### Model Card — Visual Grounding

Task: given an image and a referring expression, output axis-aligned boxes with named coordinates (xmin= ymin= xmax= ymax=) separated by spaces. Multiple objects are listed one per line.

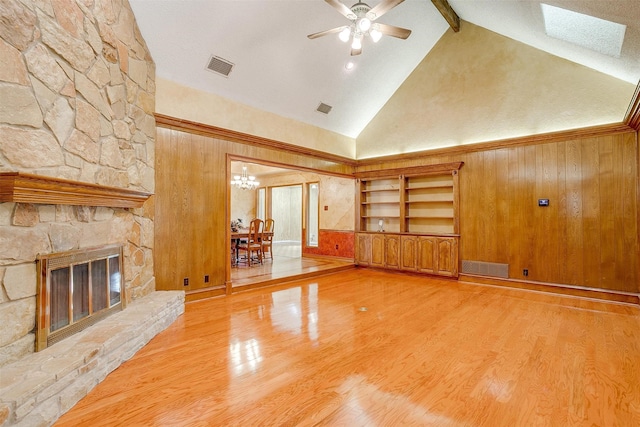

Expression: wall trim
xmin=155 ymin=113 xmax=357 ymax=167
xmin=459 ymin=274 xmax=640 ymax=306
xmin=624 ymin=80 xmax=640 ymax=131
xmin=302 ymin=253 xmax=355 ymax=263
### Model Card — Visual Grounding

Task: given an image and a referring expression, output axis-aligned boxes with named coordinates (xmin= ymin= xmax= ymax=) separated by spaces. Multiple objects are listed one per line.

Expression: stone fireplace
xmin=1 ymin=0 xmax=159 ymax=362
xmin=0 ymin=0 xmax=185 ymax=425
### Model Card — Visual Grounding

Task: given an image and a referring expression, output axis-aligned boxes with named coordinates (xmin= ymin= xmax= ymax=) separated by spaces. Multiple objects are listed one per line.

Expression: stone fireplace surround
xmin=0 ymin=0 xmax=181 ymax=423
xmin=0 ymin=174 xmax=185 ymax=426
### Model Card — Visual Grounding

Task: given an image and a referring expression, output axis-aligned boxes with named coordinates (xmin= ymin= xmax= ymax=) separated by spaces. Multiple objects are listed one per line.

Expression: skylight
xmin=541 ymin=3 xmax=626 ymax=57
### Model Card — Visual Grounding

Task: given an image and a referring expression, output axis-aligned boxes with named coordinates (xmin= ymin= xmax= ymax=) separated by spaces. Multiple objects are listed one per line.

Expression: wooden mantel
xmin=0 ymin=172 xmax=152 ymax=208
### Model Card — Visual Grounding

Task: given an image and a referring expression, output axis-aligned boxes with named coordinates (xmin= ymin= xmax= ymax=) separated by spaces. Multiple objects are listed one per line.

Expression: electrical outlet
xmin=335 ymin=244 xmax=339 ymax=250
xmin=183 ymin=278 xmax=189 ymax=286
xmin=523 ymin=269 xmax=528 ymax=277
xmin=204 ymin=275 xmax=209 ymax=283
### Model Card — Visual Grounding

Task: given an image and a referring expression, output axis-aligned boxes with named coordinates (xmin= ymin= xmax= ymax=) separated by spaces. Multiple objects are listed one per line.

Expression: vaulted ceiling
xmin=130 ymin=0 xmax=640 ymax=152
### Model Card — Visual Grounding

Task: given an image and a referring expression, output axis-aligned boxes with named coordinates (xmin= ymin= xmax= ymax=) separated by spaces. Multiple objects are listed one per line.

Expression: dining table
xmin=231 ymin=229 xmax=274 ymax=266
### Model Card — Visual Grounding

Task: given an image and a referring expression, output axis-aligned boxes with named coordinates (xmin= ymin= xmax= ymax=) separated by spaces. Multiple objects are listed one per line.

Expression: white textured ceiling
xmin=129 ymin=0 xmax=640 ymax=139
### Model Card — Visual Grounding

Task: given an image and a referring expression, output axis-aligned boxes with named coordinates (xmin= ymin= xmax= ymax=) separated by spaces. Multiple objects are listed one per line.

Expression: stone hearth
xmin=0 ymin=290 xmax=184 ymax=426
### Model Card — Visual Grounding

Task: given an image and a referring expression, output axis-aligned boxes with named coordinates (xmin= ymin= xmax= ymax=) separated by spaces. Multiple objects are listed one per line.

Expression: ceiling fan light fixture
xmin=357 ymin=17 xmax=371 ymax=32
xmin=351 ymin=34 xmax=362 ymax=50
xmin=339 ymin=27 xmax=351 ymax=42
xmin=370 ymin=27 xmax=382 ymax=42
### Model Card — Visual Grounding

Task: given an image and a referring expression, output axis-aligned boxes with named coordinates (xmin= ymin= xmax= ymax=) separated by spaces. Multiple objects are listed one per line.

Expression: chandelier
xmin=231 ymin=166 xmax=260 ymax=190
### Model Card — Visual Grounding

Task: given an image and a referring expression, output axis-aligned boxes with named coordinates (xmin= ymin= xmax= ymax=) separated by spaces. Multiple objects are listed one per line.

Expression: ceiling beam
xmin=431 ymin=0 xmax=460 ymax=32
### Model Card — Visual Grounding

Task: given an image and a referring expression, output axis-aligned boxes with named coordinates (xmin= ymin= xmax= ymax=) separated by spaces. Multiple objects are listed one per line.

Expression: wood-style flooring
xmin=55 ymin=269 xmax=640 ymax=426
xmin=231 ymin=242 xmax=353 ymax=290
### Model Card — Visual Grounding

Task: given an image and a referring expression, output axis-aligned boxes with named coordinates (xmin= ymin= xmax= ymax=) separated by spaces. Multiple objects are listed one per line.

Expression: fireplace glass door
xmin=37 ymin=245 xmax=124 ymax=351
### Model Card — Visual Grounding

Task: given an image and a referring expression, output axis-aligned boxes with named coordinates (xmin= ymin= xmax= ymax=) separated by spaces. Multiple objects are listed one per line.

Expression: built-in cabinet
xmin=355 ymin=162 xmax=462 ymax=278
xmin=358 ymin=232 xmax=459 ymax=277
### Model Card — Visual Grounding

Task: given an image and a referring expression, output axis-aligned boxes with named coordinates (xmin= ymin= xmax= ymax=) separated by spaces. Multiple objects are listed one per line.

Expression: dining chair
xmin=237 ymin=218 xmax=263 ymax=266
xmin=262 ymin=219 xmax=274 ymax=261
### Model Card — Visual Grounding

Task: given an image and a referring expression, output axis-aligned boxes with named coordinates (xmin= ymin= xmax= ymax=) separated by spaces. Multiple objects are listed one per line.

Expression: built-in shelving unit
xmin=355 ymin=162 xmax=463 ymax=278
xmin=358 ymin=177 xmax=401 ymax=232
xmin=404 ymin=174 xmax=455 ymax=234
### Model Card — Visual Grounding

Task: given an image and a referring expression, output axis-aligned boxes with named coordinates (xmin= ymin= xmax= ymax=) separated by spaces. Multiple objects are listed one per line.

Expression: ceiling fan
xmin=308 ymin=0 xmax=412 ymax=56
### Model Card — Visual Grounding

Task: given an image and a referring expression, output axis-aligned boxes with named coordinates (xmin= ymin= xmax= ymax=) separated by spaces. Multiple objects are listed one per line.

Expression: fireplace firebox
xmin=36 ymin=245 xmax=125 ymax=351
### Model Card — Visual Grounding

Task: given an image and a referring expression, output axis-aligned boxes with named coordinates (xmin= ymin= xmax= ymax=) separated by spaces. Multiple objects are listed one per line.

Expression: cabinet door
xmin=385 ymin=235 xmax=400 ymax=270
xmin=370 ymin=234 xmax=385 ymax=267
xmin=400 ymin=235 xmax=417 ymax=271
xmin=436 ymin=237 xmax=459 ymax=277
xmin=356 ymin=233 xmax=371 ymax=266
xmin=416 ymin=236 xmax=437 ymax=274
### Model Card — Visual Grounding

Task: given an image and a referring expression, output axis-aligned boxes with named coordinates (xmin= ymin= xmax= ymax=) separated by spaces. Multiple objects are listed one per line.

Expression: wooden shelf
xmin=406 ymin=184 xmax=454 ymax=190
xmin=362 ymin=201 xmax=399 ymax=205
xmin=361 ymin=188 xmax=399 ymax=193
xmin=405 ymin=200 xmax=454 ymax=204
xmin=0 ymin=172 xmax=152 ymax=208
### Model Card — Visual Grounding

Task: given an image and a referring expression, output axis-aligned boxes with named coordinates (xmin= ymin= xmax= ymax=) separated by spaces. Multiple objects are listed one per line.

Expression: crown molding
xmin=155 ymin=113 xmax=357 ymax=167
xmin=624 ymin=80 xmax=640 ymax=131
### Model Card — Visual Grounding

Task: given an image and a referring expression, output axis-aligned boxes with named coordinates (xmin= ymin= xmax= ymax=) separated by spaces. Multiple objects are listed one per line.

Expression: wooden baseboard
xmin=185 ymin=285 xmax=227 ymax=302
xmin=302 ymin=253 xmax=355 ymax=263
xmin=232 ymin=264 xmax=355 ymax=294
xmin=459 ymin=274 xmax=640 ymax=306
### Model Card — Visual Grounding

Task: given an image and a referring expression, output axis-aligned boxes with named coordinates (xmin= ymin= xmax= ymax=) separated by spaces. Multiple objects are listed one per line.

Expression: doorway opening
xmin=270 ymin=184 xmax=302 ymax=258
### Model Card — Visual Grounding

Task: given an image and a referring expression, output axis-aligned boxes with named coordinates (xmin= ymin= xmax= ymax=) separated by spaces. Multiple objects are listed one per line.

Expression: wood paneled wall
xmin=156 ymin=118 xmax=638 ymax=296
xmin=154 ymin=127 xmax=354 ymax=293
xmin=357 ymin=130 xmax=639 ymax=293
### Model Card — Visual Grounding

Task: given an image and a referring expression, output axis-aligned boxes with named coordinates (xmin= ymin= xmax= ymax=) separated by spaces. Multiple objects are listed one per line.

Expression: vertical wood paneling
xmin=156 ymin=124 xmax=638 ymax=294
xmin=506 ymin=147 xmax=521 ymax=278
xmin=357 ymin=130 xmax=637 ymax=293
xmin=464 ymin=151 xmax=483 ymax=261
xmin=620 ymin=132 xmax=638 ymax=290
xmin=483 ymin=150 xmax=497 ymax=261
xmin=519 ymin=145 xmax=536 ymax=279
xmin=581 ymin=138 xmax=600 ymax=287
xmin=535 ymin=143 xmax=559 ymax=282
xmin=555 ymin=141 xmax=568 ymax=284
xmin=494 ymin=148 xmax=510 ymax=263
xmin=598 ymin=136 xmax=615 ymax=286
xmin=154 ymin=127 xmax=353 ymax=293
xmin=564 ymin=139 xmax=584 ymax=286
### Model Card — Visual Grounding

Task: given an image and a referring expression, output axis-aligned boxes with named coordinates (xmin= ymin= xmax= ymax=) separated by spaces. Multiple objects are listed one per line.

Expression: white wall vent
xmin=461 ymin=260 xmax=509 ymax=279
xmin=316 ymin=102 xmax=332 ymax=114
xmin=206 ymin=55 xmax=234 ymax=77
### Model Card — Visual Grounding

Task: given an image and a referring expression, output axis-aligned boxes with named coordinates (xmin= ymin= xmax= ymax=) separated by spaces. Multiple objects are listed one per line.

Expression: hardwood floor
xmin=231 ymin=242 xmax=353 ymax=290
xmin=55 ymin=269 xmax=640 ymax=426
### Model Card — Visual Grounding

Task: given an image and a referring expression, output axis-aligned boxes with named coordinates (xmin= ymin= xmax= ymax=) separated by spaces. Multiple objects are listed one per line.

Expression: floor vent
xmin=461 ymin=260 xmax=509 ymax=279
xmin=316 ymin=102 xmax=332 ymax=114
xmin=206 ymin=55 xmax=234 ymax=77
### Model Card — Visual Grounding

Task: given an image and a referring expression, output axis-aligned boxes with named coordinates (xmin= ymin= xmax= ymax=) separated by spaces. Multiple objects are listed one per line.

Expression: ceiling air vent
xmin=206 ymin=55 xmax=234 ymax=77
xmin=316 ymin=102 xmax=332 ymax=114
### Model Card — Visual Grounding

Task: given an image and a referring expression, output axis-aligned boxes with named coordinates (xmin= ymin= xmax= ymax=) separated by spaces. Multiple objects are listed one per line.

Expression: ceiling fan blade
xmin=376 ymin=23 xmax=411 ymax=39
xmin=308 ymin=26 xmax=348 ymax=39
xmin=325 ymin=0 xmax=356 ymax=20
xmin=367 ymin=0 xmax=405 ymax=20
xmin=351 ymin=46 xmax=362 ymax=56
